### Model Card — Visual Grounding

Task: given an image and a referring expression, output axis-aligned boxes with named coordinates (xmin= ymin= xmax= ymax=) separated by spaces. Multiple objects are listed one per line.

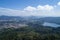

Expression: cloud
xmin=23 ymin=5 xmax=56 ymax=16
xmin=0 ymin=7 xmax=37 ymax=16
xmin=37 ymin=5 xmax=54 ymax=11
xmin=0 ymin=7 xmax=25 ymax=16
xmin=24 ymin=5 xmax=54 ymax=11
xmin=24 ymin=6 xmax=36 ymax=11
xmin=0 ymin=4 xmax=60 ymax=17
xmin=57 ymin=2 xmax=60 ymax=6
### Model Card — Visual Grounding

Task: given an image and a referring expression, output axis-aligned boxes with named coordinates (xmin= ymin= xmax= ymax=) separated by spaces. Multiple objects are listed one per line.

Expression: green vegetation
xmin=0 ymin=26 xmax=60 ymax=40
xmin=0 ymin=16 xmax=60 ymax=40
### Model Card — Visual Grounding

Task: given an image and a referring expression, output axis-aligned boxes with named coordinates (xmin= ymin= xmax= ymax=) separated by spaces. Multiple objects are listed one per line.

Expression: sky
xmin=0 ymin=0 xmax=60 ymax=17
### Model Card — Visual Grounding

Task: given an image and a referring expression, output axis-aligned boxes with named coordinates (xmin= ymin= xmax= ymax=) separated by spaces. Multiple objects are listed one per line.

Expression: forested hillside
xmin=0 ymin=16 xmax=60 ymax=40
xmin=0 ymin=26 xmax=60 ymax=40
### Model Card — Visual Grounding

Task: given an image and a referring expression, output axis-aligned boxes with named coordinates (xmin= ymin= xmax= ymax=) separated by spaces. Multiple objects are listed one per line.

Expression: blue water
xmin=43 ymin=22 xmax=60 ymax=27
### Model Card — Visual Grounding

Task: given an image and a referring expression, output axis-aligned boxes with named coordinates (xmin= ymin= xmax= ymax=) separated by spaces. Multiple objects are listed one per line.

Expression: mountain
xmin=40 ymin=17 xmax=60 ymax=25
xmin=0 ymin=15 xmax=60 ymax=28
xmin=0 ymin=16 xmax=60 ymax=40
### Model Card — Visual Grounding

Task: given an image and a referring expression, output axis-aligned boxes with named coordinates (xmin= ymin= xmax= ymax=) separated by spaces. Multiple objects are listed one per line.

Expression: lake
xmin=43 ymin=22 xmax=60 ymax=27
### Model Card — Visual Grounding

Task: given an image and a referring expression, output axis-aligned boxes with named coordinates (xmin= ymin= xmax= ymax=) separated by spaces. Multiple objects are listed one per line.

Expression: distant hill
xmin=0 ymin=16 xmax=60 ymax=40
xmin=40 ymin=17 xmax=60 ymax=24
xmin=0 ymin=15 xmax=60 ymax=28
